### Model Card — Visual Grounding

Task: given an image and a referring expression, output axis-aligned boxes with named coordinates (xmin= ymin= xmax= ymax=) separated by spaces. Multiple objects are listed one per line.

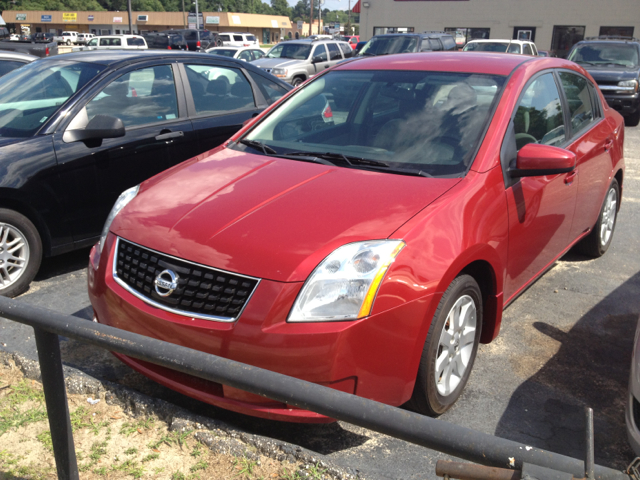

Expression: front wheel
xmin=66 ymin=39 xmax=71 ymax=45
xmin=0 ymin=209 xmax=42 ymax=297
xmin=291 ymin=77 xmax=304 ymax=87
xmin=575 ymin=178 xmax=619 ymax=257
xmin=625 ymin=110 xmax=640 ymax=127
xmin=408 ymin=275 xmax=482 ymax=416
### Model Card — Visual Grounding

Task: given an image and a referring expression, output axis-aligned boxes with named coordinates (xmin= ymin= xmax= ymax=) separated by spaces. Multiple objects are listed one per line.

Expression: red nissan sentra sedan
xmin=88 ymin=52 xmax=624 ymax=422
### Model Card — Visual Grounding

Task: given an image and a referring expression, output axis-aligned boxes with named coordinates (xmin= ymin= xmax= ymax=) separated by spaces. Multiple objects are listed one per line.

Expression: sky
xmin=285 ymin=0 xmax=355 ymax=15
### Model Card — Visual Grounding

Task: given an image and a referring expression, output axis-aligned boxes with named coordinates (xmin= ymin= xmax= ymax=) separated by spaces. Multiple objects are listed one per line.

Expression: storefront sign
xmin=271 ymin=19 xmax=278 ymax=28
xmin=232 ymin=15 xmax=241 ymax=25
xmin=62 ymin=12 xmax=77 ymax=22
xmin=41 ymin=15 xmax=52 ymax=22
xmin=15 ymin=14 xmax=27 ymax=21
xmin=113 ymin=17 xmax=123 ymax=23
xmin=206 ymin=16 xmax=219 ymax=25
xmin=88 ymin=15 xmax=94 ymax=21
xmin=297 ymin=20 xmax=303 ymax=30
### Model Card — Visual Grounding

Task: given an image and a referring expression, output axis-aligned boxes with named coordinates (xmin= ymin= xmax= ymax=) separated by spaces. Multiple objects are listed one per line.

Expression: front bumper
xmin=601 ymin=91 xmax=640 ymax=115
xmin=88 ymin=234 xmax=435 ymax=422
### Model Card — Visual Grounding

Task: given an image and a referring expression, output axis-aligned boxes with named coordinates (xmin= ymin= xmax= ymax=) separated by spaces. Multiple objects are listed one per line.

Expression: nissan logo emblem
xmin=154 ymin=269 xmax=179 ymax=297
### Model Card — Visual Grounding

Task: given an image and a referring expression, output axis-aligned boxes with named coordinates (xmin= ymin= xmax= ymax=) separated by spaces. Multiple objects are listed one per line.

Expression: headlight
xmin=618 ymin=79 xmax=638 ymax=92
xmin=98 ymin=185 xmax=139 ymax=253
xmin=272 ymin=67 xmax=288 ymax=77
xmin=288 ymin=240 xmax=405 ymax=322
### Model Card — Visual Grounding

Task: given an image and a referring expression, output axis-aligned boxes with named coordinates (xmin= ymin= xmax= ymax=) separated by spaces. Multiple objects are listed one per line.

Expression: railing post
xmin=34 ymin=327 xmax=79 ymax=480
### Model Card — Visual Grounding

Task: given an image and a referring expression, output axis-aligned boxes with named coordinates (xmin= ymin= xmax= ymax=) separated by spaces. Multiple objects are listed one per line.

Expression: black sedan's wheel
xmin=575 ymin=178 xmax=620 ymax=257
xmin=0 ymin=209 xmax=42 ymax=298
xmin=408 ymin=274 xmax=482 ymax=416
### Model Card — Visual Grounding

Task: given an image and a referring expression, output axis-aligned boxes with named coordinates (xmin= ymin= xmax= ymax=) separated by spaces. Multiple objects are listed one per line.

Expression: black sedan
xmin=0 ymin=50 xmax=291 ymax=296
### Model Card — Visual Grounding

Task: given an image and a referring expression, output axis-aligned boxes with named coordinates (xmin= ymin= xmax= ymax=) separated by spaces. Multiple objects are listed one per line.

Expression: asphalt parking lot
xmin=1 ymin=125 xmax=640 ymax=480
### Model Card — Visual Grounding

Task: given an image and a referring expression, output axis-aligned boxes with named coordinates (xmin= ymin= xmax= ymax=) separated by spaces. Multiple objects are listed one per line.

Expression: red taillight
xmin=322 ymin=104 xmax=333 ymax=119
xmin=45 ymin=46 xmax=49 ymax=56
xmin=197 ymin=40 xmax=201 ymax=47
xmin=167 ymin=45 xmax=172 ymax=49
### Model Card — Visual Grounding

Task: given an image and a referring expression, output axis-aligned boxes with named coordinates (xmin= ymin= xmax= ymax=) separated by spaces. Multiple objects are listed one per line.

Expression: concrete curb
xmin=0 ymin=350 xmax=361 ymax=479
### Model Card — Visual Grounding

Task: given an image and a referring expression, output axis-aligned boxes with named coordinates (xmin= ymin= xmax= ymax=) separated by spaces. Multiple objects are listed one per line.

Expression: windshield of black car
xmin=359 ymin=36 xmax=418 ymax=55
xmin=568 ymin=43 xmax=639 ymax=67
xmin=0 ymin=60 xmax=105 ymax=138
xmin=236 ymin=70 xmax=504 ymax=177
xmin=463 ymin=42 xmax=510 ymax=52
xmin=210 ymin=48 xmax=237 ymax=57
xmin=266 ymin=44 xmax=312 ymax=59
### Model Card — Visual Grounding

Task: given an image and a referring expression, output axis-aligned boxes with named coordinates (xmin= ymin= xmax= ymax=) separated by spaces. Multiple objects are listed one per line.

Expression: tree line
xmin=0 ymin=0 xmax=360 ymax=24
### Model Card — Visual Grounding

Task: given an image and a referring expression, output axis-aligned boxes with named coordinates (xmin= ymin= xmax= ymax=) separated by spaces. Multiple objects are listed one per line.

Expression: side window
xmin=220 ymin=35 xmax=230 ymax=42
xmin=81 ymin=65 xmax=178 ymax=128
xmin=588 ymin=82 xmax=602 ymax=118
xmin=99 ymin=38 xmax=109 ymax=46
xmin=507 ymin=43 xmax=521 ymax=54
xmin=249 ymin=71 xmax=289 ymax=104
xmin=327 ymin=43 xmax=342 ymax=60
xmin=559 ymin=72 xmax=595 ymax=133
xmin=252 ymin=49 xmax=265 ymax=60
xmin=0 ymin=60 xmax=26 ymax=77
xmin=88 ymin=38 xmax=98 ymax=46
xmin=313 ymin=45 xmax=328 ymax=62
xmin=185 ymin=64 xmax=255 ymax=114
xmin=238 ymin=50 xmax=253 ymax=62
xmin=233 ymin=35 xmax=243 ymax=42
xmin=429 ymin=39 xmax=442 ymax=51
xmin=420 ymin=38 xmax=431 ymax=52
xmin=441 ymin=36 xmax=456 ymax=50
xmin=523 ymin=44 xmax=533 ymax=55
xmin=531 ymin=44 xmax=538 ymax=55
xmin=339 ymin=43 xmax=352 ymax=57
xmin=513 ymin=73 xmax=565 ymax=150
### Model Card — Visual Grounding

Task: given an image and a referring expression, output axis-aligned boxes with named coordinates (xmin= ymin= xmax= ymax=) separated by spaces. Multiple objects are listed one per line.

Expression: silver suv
xmin=253 ymin=39 xmax=354 ymax=86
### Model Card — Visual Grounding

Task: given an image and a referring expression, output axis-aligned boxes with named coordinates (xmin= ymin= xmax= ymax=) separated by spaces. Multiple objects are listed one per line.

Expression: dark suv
xmin=164 ymin=29 xmax=221 ymax=51
xmin=358 ymin=31 xmax=456 ymax=56
xmin=143 ymin=32 xmax=188 ymax=50
xmin=568 ymin=36 xmax=640 ymax=126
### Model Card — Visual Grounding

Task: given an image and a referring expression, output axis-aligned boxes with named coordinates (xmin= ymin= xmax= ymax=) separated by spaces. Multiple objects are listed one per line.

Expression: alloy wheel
xmin=0 ymin=223 xmax=29 ymax=289
xmin=600 ymin=187 xmax=617 ymax=246
xmin=435 ymin=294 xmax=477 ymax=396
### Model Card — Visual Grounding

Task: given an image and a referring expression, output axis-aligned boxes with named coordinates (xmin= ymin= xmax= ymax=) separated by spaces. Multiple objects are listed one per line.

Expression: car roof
xmin=45 ymin=50 xmax=256 ymax=65
xmin=0 ymin=51 xmax=38 ymax=61
xmin=336 ymin=51 xmax=537 ymax=76
xmin=467 ymin=39 xmax=530 ymax=44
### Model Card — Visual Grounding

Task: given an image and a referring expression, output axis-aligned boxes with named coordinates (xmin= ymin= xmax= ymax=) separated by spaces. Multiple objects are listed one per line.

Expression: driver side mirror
xmin=65 ymin=115 xmax=125 ymax=144
xmin=312 ymin=55 xmax=324 ymax=63
xmin=509 ymin=143 xmax=576 ymax=177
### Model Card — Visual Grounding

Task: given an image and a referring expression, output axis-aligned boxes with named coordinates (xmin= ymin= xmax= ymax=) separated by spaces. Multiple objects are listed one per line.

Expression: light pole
xmin=193 ymin=0 xmax=200 ymax=45
xmin=127 ymin=0 xmax=133 ymax=35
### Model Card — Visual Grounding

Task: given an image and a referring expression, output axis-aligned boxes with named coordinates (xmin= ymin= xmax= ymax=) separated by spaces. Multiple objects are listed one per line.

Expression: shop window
xmin=599 ymin=26 xmax=634 ymax=38
xmin=551 ymin=26 xmax=585 ymax=58
xmin=444 ymin=27 xmax=490 ymax=47
xmin=373 ymin=27 xmax=414 ymax=35
xmin=513 ymin=27 xmax=536 ymax=42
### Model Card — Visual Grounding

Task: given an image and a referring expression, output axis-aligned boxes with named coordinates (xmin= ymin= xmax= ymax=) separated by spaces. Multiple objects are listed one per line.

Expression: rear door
xmin=53 ymin=61 xmax=197 ymax=243
xmin=326 ymin=43 xmax=343 ymax=67
xmin=179 ymin=60 xmax=266 ymax=153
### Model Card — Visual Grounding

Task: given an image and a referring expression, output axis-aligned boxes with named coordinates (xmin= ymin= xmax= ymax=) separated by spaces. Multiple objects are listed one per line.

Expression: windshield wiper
xmin=277 ymin=153 xmax=336 ymax=166
xmin=604 ymin=62 xmax=631 ymax=67
xmin=282 ymin=151 xmax=389 ymax=167
xmin=240 ymin=139 xmax=277 ymax=155
xmin=576 ymin=60 xmax=597 ymax=65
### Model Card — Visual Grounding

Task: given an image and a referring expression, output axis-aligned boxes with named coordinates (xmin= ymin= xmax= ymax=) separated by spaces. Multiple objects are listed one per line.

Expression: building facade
xmin=356 ymin=0 xmax=640 ymax=56
xmin=1 ymin=10 xmax=292 ymax=44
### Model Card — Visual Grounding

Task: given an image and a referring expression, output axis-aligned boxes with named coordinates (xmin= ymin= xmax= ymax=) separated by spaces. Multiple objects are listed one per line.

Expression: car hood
xmin=0 ymin=137 xmax=28 ymax=148
xmin=581 ymin=65 xmax=640 ymax=83
xmin=112 ymin=149 xmax=460 ymax=282
xmin=252 ymin=57 xmax=307 ymax=69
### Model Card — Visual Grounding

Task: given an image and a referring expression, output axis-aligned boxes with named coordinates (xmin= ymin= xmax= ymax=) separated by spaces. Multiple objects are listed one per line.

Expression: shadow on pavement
xmin=494 ymin=270 xmax=640 ymax=470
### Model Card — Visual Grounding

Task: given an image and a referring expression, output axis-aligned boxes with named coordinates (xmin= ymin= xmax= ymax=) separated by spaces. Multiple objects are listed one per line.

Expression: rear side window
xmin=184 ymin=64 xmax=255 ymax=114
xmin=558 ymin=72 xmax=595 ymax=133
xmin=233 ymin=35 xmax=243 ymax=41
xmin=339 ymin=43 xmax=352 ymax=57
xmin=507 ymin=43 xmax=521 ymax=54
xmin=220 ymin=34 xmax=230 ymax=41
xmin=429 ymin=39 xmax=442 ymax=51
xmin=327 ymin=43 xmax=342 ymax=60
xmin=420 ymin=38 xmax=431 ymax=52
xmin=441 ymin=36 xmax=456 ymax=50
xmin=523 ymin=44 xmax=533 ymax=55
xmin=513 ymin=73 xmax=565 ymax=149
xmin=127 ymin=38 xmax=145 ymax=46
xmin=247 ymin=35 xmax=256 ymax=42
xmin=238 ymin=50 xmax=253 ymax=62
xmin=101 ymin=38 xmax=121 ymax=46
xmin=249 ymin=71 xmax=289 ymax=104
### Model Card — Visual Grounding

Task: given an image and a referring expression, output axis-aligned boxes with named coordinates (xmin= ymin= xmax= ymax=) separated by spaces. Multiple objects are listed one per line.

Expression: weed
xmin=171 ymin=471 xmax=187 ymax=480
xmin=94 ymin=466 xmax=108 ymax=476
xmin=308 ymin=462 xmax=328 ymax=479
xmin=148 ymin=429 xmax=193 ymax=449
xmin=280 ymin=466 xmax=302 ymax=480
xmin=112 ymin=458 xmax=145 ymax=478
xmin=190 ymin=459 xmax=208 ymax=472
xmin=89 ymin=440 xmax=109 ymax=462
xmin=154 ymin=466 xmax=166 ymax=474
xmin=191 ymin=444 xmax=203 ymax=457
xmin=141 ymin=452 xmax=160 ymax=463
xmin=0 ymin=405 xmax=47 ymax=435
xmin=125 ymin=447 xmax=138 ymax=456
xmin=36 ymin=430 xmax=53 ymax=452
xmin=233 ymin=457 xmax=257 ymax=478
xmin=120 ymin=416 xmax=156 ymax=436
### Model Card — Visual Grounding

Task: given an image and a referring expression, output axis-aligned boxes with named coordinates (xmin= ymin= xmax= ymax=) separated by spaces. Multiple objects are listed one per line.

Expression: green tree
xmin=271 ymin=0 xmax=290 ymax=17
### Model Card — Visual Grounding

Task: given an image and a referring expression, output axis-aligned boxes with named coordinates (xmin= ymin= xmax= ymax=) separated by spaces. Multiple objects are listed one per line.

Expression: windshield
xmin=266 ymin=43 xmax=312 ymax=60
xmin=210 ymin=48 xmax=237 ymax=57
xmin=359 ymin=36 xmax=418 ymax=56
xmin=237 ymin=70 xmax=504 ymax=177
xmin=463 ymin=42 xmax=510 ymax=52
xmin=568 ymin=43 xmax=639 ymax=67
xmin=0 ymin=60 xmax=105 ymax=138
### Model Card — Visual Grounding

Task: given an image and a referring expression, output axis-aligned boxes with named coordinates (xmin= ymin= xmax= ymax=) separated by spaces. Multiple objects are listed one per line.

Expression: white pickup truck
xmin=55 ymin=31 xmax=79 ymax=45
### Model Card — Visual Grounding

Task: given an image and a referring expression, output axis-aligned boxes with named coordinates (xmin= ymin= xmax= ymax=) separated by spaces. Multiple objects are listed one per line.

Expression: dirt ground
xmin=0 ymin=363 xmax=330 ymax=480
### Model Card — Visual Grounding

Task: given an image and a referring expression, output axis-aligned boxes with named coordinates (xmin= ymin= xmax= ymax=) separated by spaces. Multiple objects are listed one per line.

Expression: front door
xmin=504 ymin=72 xmax=578 ymax=300
xmin=53 ymin=63 xmax=198 ymax=243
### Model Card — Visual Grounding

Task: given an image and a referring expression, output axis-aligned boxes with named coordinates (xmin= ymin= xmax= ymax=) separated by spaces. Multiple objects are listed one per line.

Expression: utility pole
xmin=194 ymin=0 xmax=200 ymax=45
xmin=127 ymin=0 xmax=133 ymax=34
xmin=309 ymin=0 xmax=314 ymax=37
xmin=182 ymin=0 xmax=186 ymax=28
xmin=348 ymin=0 xmax=351 ymax=34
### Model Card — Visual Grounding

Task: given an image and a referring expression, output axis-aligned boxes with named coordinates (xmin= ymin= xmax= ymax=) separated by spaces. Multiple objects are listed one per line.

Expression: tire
xmin=216 ymin=38 xmax=223 ymax=47
xmin=625 ymin=110 xmax=640 ymax=127
xmin=291 ymin=77 xmax=304 ymax=87
xmin=66 ymin=39 xmax=71 ymax=45
xmin=574 ymin=178 xmax=620 ymax=257
xmin=0 ymin=209 xmax=42 ymax=298
xmin=408 ymin=274 xmax=483 ymax=416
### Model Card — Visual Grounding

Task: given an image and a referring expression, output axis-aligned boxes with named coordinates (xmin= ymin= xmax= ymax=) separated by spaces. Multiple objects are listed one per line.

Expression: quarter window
xmin=513 ymin=73 xmax=565 ymax=150
xmin=185 ymin=64 xmax=255 ymax=115
xmin=428 ymin=39 xmax=442 ymax=51
xmin=558 ymin=72 xmax=595 ymax=133
xmin=248 ymin=72 xmax=288 ymax=104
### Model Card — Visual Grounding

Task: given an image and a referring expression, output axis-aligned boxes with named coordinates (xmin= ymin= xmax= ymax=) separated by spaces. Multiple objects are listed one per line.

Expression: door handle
xmin=604 ymin=138 xmax=614 ymax=152
xmin=564 ymin=171 xmax=578 ymax=185
xmin=155 ymin=131 xmax=184 ymax=141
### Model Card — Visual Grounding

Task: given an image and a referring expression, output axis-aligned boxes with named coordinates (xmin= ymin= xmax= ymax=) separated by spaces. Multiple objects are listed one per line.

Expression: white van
xmin=218 ymin=32 xmax=259 ymax=47
xmin=84 ymin=35 xmax=148 ymax=50
xmin=77 ymin=33 xmax=95 ymax=45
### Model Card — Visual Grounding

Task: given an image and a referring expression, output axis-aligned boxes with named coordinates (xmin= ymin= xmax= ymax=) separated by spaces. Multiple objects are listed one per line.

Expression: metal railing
xmin=0 ymin=295 xmax=632 ymax=480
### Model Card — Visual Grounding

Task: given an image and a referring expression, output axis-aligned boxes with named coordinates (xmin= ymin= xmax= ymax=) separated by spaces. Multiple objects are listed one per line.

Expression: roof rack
xmin=422 ymin=31 xmax=447 ymax=34
xmin=585 ymin=35 xmax=640 ymax=42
